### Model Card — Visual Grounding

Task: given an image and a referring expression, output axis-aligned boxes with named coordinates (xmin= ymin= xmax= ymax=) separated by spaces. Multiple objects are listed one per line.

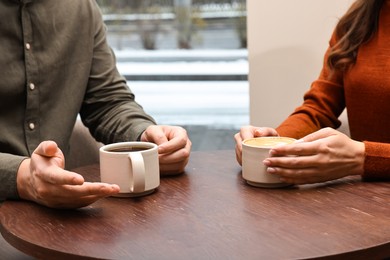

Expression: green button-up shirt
xmin=0 ymin=0 xmax=156 ymax=199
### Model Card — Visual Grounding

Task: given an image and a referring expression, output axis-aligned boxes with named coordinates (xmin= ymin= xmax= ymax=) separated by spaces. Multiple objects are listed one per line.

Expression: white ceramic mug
xmin=242 ymin=136 xmax=296 ymax=188
xmin=99 ymin=142 xmax=160 ymax=197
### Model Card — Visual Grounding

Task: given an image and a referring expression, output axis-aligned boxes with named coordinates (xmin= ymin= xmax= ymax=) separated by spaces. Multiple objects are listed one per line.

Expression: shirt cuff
xmin=0 ymin=153 xmax=26 ymax=200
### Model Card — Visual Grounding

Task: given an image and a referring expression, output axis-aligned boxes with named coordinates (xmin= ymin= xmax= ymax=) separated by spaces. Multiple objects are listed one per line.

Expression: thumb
xmin=34 ymin=141 xmax=65 ymax=168
xmin=34 ymin=141 xmax=59 ymax=157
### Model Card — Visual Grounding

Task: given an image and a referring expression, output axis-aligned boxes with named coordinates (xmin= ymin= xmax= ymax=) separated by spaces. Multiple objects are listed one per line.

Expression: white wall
xmin=248 ymin=0 xmax=353 ymax=128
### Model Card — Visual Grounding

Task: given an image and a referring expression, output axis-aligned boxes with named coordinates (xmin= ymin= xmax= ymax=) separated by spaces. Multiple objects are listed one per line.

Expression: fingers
xmin=39 ymin=167 xmax=85 ymax=185
xmin=300 ymin=127 xmax=338 ymax=142
xmin=264 ymin=154 xmax=318 ymax=169
xmin=159 ymin=138 xmax=191 ymax=175
xmin=234 ymin=126 xmax=257 ymax=157
xmin=269 ymin=128 xmax=344 ymax=157
xmin=238 ymin=125 xmax=257 ymax=141
xmin=269 ymin=141 xmax=317 ymax=157
xmin=269 ymin=128 xmax=336 ymax=157
xmin=264 ymin=153 xmax=332 ymax=185
xmin=159 ymin=139 xmax=191 ymax=162
xmin=158 ymin=127 xmax=189 ymax=154
xmin=142 ymin=125 xmax=190 ymax=153
xmin=254 ymin=127 xmax=279 ymax=137
xmin=38 ymin=182 xmax=120 ymax=209
xmin=142 ymin=125 xmax=191 ymax=174
xmin=142 ymin=125 xmax=169 ymax=146
xmin=58 ymin=182 xmax=120 ymax=198
xmin=237 ymin=125 xmax=275 ymax=142
xmin=234 ymin=126 xmax=278 ymax=166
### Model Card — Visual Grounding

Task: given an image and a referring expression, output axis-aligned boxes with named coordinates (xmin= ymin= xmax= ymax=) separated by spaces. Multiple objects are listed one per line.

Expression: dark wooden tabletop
xmin=1 ymin=150 xmax=390 ymax=260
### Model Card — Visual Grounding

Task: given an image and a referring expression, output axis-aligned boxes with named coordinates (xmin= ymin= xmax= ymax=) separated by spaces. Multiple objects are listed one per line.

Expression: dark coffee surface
xmin=107 ymin=146 xmax=149 ymax=153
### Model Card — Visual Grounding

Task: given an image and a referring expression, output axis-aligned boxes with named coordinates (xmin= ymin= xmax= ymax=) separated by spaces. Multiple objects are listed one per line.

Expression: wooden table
xmin=1 ymin=150 xmax=390 ymax=259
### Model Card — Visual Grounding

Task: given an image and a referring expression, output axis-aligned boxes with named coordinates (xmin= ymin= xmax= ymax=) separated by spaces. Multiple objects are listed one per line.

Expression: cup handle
xmin=128 ymin=152 xmax=146 ymax=193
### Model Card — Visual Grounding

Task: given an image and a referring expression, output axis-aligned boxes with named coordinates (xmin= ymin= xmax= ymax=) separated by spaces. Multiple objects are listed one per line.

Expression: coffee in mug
xmin=242 ymin=136 xmax=296 ymax=188
xmin=99 ymin=142 xmax=160 ymax=197
xmin=107 ymin=147 xmax=150 ymax=153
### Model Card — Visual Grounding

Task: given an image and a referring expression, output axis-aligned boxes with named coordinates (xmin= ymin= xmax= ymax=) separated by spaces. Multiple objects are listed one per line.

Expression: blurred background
xmin=96 ymin=0 xmax=249 ymax=151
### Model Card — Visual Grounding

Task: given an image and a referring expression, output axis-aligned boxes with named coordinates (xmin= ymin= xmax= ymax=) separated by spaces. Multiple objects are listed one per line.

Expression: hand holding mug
xmin=263 ymin=128 xmax=365 ymax=184
xmin=234 ymin=125 xmax=279 ymax=165
xmin=141 ymin=125 xmax=191 ymax=175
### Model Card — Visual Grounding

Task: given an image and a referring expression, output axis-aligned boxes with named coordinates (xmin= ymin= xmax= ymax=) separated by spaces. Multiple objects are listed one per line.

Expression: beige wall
xmin=248 ymin=0 xmax=353 ymax=128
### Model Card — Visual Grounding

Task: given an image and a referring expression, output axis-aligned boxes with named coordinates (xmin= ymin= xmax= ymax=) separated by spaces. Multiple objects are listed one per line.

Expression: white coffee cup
xmin=242 ymin=136 xmax=296 ymax=188
xmin=99 ymin=142 xmax=160 ymax=197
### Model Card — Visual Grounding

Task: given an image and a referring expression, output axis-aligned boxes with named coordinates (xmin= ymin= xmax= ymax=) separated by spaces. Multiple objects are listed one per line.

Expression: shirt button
xmin=29 ymin=83 xmax=35 ymax=90
xmin=29 ymin=123 xmax=35 ymax=130
xmin=26 ymin=43 xmax=31 ymax=50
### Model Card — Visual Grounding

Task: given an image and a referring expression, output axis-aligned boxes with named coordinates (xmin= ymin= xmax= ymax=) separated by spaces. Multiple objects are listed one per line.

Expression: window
xmin=97 ymin=0 xmax=248 ymax=151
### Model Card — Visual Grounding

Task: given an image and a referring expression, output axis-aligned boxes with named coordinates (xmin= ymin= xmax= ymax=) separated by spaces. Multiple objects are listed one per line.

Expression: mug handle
xmin=128 ymin=152 xmax=146 ymax=193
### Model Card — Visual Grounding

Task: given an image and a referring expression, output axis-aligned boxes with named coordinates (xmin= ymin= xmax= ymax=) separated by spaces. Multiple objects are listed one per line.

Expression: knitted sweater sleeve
xmin=363 ymin=142 xmax=390 ymax=180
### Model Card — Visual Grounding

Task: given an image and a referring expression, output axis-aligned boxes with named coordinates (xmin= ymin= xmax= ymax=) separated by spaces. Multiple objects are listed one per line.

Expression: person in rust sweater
xmin=235 ymin=0 xmax=390 ymax=184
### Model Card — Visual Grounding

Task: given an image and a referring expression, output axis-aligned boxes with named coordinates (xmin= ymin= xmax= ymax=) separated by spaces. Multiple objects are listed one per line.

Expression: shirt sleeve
xmin=79 ymin=2 xmax=156 ymax=144
xmin=0 ymin=153 xmax=26 ymax=199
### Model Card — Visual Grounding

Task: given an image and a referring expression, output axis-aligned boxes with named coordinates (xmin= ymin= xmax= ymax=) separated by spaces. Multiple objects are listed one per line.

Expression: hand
xmin=141 ymin=125 xmax=191 ymax=175
xmin=234 ymin=125 xmax=279 ymax=165
xmin=263 ymin=127 xmax=365 ymax=184
xmin=17 ymin=141 xmax=120 ymax=209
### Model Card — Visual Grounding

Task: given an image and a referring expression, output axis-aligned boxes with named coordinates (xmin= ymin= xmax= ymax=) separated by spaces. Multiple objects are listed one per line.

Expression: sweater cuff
xmin=362 ymin=141 xmax=390 ymax=181
xmin=0 ymin=153 xmax=27 ymax=200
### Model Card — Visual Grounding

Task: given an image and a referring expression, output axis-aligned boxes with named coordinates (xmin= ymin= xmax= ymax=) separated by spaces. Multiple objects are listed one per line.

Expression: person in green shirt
xmin=0 ymin=0 xmax=191 ymax=208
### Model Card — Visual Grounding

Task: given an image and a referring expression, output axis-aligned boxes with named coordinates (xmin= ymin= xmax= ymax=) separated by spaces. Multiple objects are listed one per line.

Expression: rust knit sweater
xmin=276 ymin=1 xmax=390 ymax=180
